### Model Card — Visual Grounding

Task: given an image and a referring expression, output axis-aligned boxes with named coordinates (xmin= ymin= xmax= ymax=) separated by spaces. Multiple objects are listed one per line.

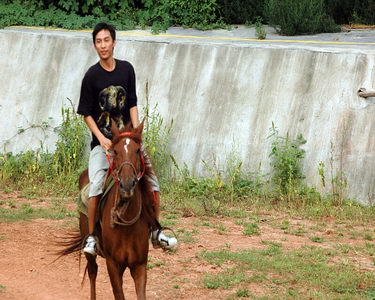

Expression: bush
xmin=217 ymin=0 xmax=265 ymax=24
xmin=166 ymin=0 xmax=220 ymax=27
xmin=135 ymin=0 xmax=222 ymax=32
xmin=324 ymin=0 xmax=355 ymax=24
xmin=142 ymin=103 xmax=173 ymax=180
xmin=353 ymin=0 xmax=375 ymax=24
xmin=265 ymin=0 xmax=339 ymax=35
xmin=325 ymin=0 xmax=375 ymax=25
xmin=53 ymin=105 xmax=88 ymax=176
xmin=268 ymin=123 xmax=306 ymax=195
xmin=0 ymin=2 xmax=98 ymax=29
xmin=1 ymin=0 xmax=223 ymax=31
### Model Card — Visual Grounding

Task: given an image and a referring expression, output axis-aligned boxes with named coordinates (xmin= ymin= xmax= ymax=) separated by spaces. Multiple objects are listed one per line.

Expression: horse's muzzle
xmin=119 ymin=178 xmax=138 ymax=198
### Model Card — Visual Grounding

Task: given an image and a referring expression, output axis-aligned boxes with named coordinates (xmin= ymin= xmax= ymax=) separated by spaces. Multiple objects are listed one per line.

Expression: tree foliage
xmin=1 ymin=0 xmax=374 ymax=34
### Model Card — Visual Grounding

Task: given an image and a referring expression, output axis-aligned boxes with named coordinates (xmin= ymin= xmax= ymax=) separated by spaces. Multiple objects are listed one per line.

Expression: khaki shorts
xmin=88 ymin=145 xmax=110 ymax=198
xmin=88 ymin=145 xmax=160 ymax=198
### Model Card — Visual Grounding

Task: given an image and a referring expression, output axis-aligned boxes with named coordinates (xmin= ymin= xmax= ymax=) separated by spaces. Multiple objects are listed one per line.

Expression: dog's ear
xmin=111 ymin=119 xmax=120 ymax=138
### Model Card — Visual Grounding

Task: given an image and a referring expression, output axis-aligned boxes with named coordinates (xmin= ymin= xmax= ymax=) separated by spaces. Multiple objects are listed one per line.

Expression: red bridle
xmin=106 ymin=132 xmax=145 ymax=183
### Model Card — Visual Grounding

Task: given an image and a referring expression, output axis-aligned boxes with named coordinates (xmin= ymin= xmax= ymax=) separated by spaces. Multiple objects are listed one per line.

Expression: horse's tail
xmin=52 ymin=229 xmax=86 ymax=281
xmin=55 ymin=230 xmax=84 ymax=257
xmin=53 ymin=230 xmax=84 ymax=274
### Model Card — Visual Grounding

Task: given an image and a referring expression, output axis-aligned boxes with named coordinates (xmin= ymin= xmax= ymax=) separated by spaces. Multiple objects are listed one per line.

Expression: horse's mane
xmin=112 ymin=122 xmax=142 ymax=146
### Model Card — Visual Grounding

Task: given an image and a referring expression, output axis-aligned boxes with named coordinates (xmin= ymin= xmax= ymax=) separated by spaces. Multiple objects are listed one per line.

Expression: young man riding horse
xmin=77 ymin=22 xmax=177 ymax=255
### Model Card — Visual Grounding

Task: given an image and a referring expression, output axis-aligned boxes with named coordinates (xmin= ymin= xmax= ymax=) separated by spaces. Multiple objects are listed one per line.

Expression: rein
xmin=105 ymin=131 xmax=145 ymax=227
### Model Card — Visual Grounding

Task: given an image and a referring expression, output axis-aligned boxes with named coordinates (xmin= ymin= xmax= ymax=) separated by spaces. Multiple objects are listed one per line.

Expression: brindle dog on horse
xmin=58 ymin=120 xmax=158 ymax=300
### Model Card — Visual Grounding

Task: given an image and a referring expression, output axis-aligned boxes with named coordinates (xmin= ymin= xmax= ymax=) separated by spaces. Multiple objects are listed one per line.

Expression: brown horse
xmin=58 ymin=120 xmax=156 ymax=300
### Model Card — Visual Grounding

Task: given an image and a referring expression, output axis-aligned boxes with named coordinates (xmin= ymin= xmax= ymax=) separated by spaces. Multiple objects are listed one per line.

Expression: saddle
xmin=76 ymin=177 xmax=115 ymax=217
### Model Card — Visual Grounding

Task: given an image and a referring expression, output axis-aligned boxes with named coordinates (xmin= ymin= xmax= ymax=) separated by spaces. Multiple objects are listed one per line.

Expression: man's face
xmin=94 ymin=29 xmax=116 ymax=60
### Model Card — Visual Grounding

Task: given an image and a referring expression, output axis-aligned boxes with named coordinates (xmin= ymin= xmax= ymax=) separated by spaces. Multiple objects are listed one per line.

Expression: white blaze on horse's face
xmin=124 ymin=138 xmax=131 ymax=154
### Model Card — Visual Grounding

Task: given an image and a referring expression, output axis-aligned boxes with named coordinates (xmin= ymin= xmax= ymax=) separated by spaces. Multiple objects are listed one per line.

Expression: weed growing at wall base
xmin=161 ymin=120 xmax=374 ymax=223
xmin=1 ymin=103 xmax=374 ymax=224
xmin=142 ymin=95 xmax=173 ymax=181
xmin=0 ymin=103 xmax=88 ymax=196
xmin=268 ymin=122 xmax=306 ymax=196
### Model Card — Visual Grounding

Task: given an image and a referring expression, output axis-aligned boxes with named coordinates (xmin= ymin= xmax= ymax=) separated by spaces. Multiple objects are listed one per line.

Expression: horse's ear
xmin=111 ymin=119 xmax=120 ymax=138
xmin=135 ymin=117 xmax=145 ymax=135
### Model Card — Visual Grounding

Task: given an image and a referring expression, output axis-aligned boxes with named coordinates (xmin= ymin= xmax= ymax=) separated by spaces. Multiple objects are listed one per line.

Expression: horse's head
xmin=110 ymin=119 xmax=145 ymax=200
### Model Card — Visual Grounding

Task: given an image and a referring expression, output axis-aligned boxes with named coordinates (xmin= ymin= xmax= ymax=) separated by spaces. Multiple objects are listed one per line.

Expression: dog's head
xmin=98 ymin=85 xmax=118 ymax=112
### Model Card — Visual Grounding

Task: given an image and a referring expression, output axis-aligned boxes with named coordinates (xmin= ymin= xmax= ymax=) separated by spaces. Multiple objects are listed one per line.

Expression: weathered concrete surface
xmin=1 ymin=27 xmax=375 ymax=204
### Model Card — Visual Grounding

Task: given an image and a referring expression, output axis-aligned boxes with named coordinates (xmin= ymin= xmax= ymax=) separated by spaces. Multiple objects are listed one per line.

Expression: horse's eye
xmin=114 ymin=150 xmax=118 ymax=155
xmin=136 ymin=148 xmax=140 ymax=154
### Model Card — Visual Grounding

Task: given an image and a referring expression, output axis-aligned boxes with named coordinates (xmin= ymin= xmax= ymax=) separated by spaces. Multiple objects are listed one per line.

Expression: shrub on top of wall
xmin=1 ymin=0 xmax=223 ymax=31
xmin=352 ymin=0 xmax=375 ymax=24
xmin=217 ymin=0 xmax=265 ymax=24
xmin=135 ymin=0 xmax=223 ymax=32
xmin=265 ymin=0 xmax=339 ymax=35
xmin=325 ymin=0 xmax=375 ymax=25
xmin=324 ymin=0 xmax=355 ymax=24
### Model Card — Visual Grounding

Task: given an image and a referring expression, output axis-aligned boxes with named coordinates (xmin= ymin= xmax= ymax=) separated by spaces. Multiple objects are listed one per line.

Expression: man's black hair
xmin=92 ymin=23 xmax=116 ymax=43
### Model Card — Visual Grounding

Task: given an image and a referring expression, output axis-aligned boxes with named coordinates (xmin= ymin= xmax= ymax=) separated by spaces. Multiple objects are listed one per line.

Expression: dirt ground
xmin=0 ymin=192 xmax=374 ymax=300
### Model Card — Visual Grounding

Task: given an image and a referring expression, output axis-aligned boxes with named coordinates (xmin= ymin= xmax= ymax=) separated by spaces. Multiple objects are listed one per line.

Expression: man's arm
xmin=83 ymin=115 xmax=112 ymax=151
xmin=130 ymin=106 xmax=139 ymax=128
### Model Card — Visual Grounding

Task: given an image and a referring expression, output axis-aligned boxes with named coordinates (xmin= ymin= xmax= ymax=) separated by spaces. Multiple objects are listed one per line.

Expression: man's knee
xmin=88 ymin=195 xmax=100 ymax=207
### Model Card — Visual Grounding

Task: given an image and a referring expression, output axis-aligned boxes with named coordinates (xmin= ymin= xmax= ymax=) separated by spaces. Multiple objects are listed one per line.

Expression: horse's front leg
xmin=85 ymin=254 xmax=98 ymax=300
xmin=130 ymin=263 xmax=147 ymax=300
xmin=106 ymin=258 xmax=126 ymax=300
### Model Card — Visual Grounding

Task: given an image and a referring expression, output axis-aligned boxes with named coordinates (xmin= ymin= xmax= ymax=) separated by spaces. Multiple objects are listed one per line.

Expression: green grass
xmin=310 ymin=236 xmax=325 ymax=243
xmin=160 ymin=218 xmax=177 ymax=227
xmin=199 ymin=245 xmax=375 ymax=298
xmin=178 ymin=229 xmax=197 ymax=244
xmin=364 ymin=233 xmax=374 ymax=241
xmin=279 ymin=220 xmax=290 ymax=230
xmin=147 ymin=260 xmax=166 ymax=270
xmin=334 ymin=244 xmax=352 ymax=254
xmin=0 ymin=285 xmax=5 ymax=292
xmin=0 ymin=200 xmax=77 ymax=223
xmin=225 ymin=209 xmax=251 ymax=219
xmin=243 ymin=223 xmax=260 ymax=236
xmin=204 ymin=268 xmax=246 ymax=289
xmin=261 ymin=240 xmax=282 ymax=248
xmin=165 ymin=213 xmax=180 ymax=220
xmin=291 ymin=227 xmax=308 ymax=236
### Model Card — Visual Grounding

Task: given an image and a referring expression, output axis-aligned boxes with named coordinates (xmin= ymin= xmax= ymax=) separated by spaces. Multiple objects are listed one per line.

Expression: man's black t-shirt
xmin=77 ymin=59 xmax=137 ymax=149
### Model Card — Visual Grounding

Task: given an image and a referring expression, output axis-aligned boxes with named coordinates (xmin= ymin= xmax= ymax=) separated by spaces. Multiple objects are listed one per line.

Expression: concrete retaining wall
xmin=1 ymin=29 xmax=374 ymax=204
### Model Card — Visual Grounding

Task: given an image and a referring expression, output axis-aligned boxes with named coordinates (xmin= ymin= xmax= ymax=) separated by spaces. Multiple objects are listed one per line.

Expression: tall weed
xmin=53 ymin=103 xmax=88 ymax=176
xmin=268 ymin=123 xmax=306 ymax=196
xmin=142 ymin=84 xmax=173 ymax=181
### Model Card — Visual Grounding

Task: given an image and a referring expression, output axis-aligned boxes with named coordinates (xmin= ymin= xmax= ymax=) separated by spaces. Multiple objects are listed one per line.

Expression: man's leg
xmin=84 ymin=145 xmax=109 ymax=256
xmin=153 ymin=191 xmax=160 ymax=220
xmin=88 ymin=195 xmax=101 ymax=234
xmin=142 ymin=150 xmax=177 ymax=249
xmin=83 ymin=195 xmax=100 ymax=255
